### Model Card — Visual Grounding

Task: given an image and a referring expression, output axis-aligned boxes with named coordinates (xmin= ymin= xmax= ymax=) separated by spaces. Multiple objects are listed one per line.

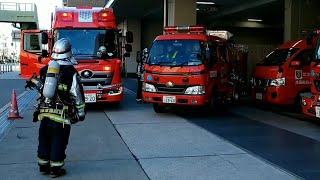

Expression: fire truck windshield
xmin=55 ymin=29 xmax=119 ymax=60
xmin=257 ymin=48 xmax=299 ymax=66
xmin=148 ymin=40 xmax=204 ymax=66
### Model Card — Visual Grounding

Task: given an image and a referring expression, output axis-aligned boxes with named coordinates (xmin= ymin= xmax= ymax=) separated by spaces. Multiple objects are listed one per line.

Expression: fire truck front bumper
xmin=300 ymin=92 xmax=319 ymax=118
xmin=83 ymin=84 xmax=124 ymax=103
xmin=142 ymin=92 xmax=206 ymax=106
xmin=252 ymin=86 xmax=294 ymax=105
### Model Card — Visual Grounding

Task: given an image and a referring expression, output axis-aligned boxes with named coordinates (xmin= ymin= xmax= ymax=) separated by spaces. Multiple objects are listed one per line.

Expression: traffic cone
xmin=8 ymin=89 xmax=22 ymax=119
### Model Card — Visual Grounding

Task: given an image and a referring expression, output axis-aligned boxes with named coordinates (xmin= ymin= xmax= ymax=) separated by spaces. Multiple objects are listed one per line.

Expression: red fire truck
xmin=251 ymin=38 xmax=314 ymax=110
xmin=300 ymin=30 xmax=320 ymax=117
xmin=20 ymin=6 xmax=133 ymax=104
xmin=141 ymin=26 xmax=241 ymax=113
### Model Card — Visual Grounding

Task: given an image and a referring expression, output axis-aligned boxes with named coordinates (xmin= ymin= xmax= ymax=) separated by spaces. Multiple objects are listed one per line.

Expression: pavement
xmin=0 ymin=78 xmax=319 ymax=179
xmin=0 ymin=71 xmax=26 ymax=109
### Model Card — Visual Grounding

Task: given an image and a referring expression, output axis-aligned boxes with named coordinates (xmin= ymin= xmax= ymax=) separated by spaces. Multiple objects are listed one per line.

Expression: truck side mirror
xmin=126 ymin=31 xmax=133 ymax=43
xmin=41 ymin=32 xmax=48 ymax=44
xmin=125 ymin=44 xmax=132 ymax=52
xmin=291 ymin=60 xmax=301 ymax=66
xmin=136 ymin=51 xmax=142 ymax=63
xmin=38 ymin=56 xmax=42 ymax=63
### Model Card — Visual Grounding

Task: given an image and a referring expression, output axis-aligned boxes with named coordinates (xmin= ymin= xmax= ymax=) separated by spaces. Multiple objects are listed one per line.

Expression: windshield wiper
xmin=171 ymin=61 xmax=190 ymax=68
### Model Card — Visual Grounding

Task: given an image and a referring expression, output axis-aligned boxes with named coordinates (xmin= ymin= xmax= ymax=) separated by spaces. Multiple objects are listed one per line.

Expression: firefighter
xmin=29 ymin=38 xmax=86 ymax=178
xmin=165 ymin=45 xmax=178 ymax=59
xmin=136 ymin=48 xmax=148 ymax=103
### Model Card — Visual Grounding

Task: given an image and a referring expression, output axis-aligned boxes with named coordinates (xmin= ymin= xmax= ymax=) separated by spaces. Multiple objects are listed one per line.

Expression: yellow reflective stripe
xmin=38 ymin=158 xmax=49 ymax=165
xmin=50 ymin=161 xmax=64 ymax=167
xmin=58 ymin=84 xmax=67 ymax=91
xmin=172 ymin=51 xmax=178 ymax=58
xmin=62 ymin=84 xmax=67 ymax=91
xmin=76 ymin=104 xmax=85 ymax=109
xmin=38 ymin=113 xmax=70 ymax=124
xmin=58 ymin=84 xmax=63 ymax=90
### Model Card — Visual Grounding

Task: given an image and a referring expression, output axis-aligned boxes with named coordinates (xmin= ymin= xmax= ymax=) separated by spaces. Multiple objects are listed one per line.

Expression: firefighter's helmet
xmin=51 ymin=38 xmax=73 ymax=60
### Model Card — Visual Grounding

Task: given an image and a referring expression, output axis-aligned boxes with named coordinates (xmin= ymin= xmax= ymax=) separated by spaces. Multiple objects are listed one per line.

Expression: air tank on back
xmin=43 ymin=60 xmax=60 ymax=102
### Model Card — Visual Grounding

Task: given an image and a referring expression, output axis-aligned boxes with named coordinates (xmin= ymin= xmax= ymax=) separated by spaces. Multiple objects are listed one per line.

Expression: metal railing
xmin=0 ymin=2 xmax=35 ymax=11
xmin=0 ymin=63 xmax=20 ymax=73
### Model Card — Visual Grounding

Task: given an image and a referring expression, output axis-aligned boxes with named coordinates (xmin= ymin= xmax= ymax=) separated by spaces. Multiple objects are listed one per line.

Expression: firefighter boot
xmin=50 ymin=167 xmax=66 ymax=178
xmin=39 ymin=164 xmax=50 ymax=175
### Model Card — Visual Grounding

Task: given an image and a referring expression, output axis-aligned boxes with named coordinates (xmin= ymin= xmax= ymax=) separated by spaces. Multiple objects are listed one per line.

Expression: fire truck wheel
xmin=294 ymin=95 xmax=302 ymax=113
xmin=207 ymin=91 xmax=227 ymax=115
xmin=153 ymin=103 xmax=166 ymax=113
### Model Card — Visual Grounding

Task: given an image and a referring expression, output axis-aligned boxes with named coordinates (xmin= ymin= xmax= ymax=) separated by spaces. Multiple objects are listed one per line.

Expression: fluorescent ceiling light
xmin=248 ymin=18 xmax=262 ymax=22
xmin=197 ymin=2 xmax=215 ymax=5
xmin=106 ymin=0 xmax=115 ymax=8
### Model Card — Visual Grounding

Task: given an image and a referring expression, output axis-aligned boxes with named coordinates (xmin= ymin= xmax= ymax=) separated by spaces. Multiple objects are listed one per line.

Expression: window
xmin=293 ymin=49 xmax=314 ymax=66
xmin=55 ymin=29 xmax=119 ymax=60
xmin=23 ymin=33 xmax=46 ymax=55
xmin=257 ymin=48 xmax=299 ymax=66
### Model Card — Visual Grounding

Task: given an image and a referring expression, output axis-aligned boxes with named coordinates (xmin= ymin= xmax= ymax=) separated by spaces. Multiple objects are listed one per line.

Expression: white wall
xmin=125 ymin=19 xmax=142 ymax=74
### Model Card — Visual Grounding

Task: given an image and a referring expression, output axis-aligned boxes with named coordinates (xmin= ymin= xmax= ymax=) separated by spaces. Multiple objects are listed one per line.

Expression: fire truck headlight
xmin=270 ymin=78 xmax=285 ymax=86
xmin=185 ymin=86 xmax=205 ymax=95
xmin=143 ymin=83 xmax=156 ymax=92
xmin=301 ymin=98 xmax=307 ymax=106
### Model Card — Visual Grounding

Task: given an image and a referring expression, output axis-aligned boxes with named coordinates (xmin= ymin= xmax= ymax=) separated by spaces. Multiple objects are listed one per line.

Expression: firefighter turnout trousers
xmin=37 ymin=117 xmax=71 ymax=168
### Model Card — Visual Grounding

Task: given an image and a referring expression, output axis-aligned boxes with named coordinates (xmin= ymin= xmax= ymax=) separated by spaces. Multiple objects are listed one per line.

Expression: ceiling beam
xmin=209 ymin=0 xmax=278 ymax=19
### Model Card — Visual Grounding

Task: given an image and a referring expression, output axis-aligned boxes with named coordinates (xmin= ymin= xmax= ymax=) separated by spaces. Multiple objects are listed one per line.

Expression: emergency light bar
xmin=207 ymin=30 xmax=234 ymax=40
xmin=164 ymin=26 xmax=206 ymax=34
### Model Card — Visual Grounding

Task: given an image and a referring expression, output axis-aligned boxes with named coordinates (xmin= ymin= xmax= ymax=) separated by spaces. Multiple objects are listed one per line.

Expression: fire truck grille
xmin=80 ymin=71 xmax=114 ymax=87
xmin=314 ymin=80 xmax=320 ymax=92
xmin=82 ymin=80 xmax=112 ymax=87
xmin=254 ymin=78 xmax=269 ymax=87
xmin=155 ymin=84 xmax=186 ymax=94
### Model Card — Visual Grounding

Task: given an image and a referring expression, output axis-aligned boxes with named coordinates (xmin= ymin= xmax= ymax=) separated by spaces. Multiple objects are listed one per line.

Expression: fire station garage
xmin=108 ymin=0 xmax=320 ymax=179
xmin=57 ymin=0 xmax=320 ymax=179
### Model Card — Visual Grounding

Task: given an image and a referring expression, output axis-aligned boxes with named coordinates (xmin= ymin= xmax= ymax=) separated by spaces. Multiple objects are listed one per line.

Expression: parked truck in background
xmin=251 ymin=38 xmax=314 ymax=111
xmin=300 ymin=30 xmax=320 ymax=117
xmin=141 ymin=26 xmax=244 ymax=113
xmin=20 ymin=6 xmax=133 ymax=104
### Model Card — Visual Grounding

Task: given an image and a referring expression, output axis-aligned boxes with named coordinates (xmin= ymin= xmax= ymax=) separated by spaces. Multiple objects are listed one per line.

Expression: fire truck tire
xmin=207 ymin=90 xmax=228 ymax=114
xmin=153 ymin=103 xmax=166 ymax=113
xmin=294 ymin=95 xmax=302 ymax=113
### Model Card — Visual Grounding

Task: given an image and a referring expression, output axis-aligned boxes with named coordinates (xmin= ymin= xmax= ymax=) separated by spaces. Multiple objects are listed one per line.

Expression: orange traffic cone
xmin=8 ymin=89 xmax=22 ymax=119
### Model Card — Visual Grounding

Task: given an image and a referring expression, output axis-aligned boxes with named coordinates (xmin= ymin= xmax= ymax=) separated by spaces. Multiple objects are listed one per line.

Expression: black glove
xmin=32 ymin=110 xmax=39 ymax=123
xmin=70 ymin=118 xmax=79 ymax=124
xmin=79 ymin=116 xmax=85 ymax=121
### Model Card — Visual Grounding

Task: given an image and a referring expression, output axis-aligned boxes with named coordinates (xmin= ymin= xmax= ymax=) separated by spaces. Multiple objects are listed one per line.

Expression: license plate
xmin=163 ymin=96 xmax=176 ymax=103
xmin=256 ymin=93 xmax=262 ymax=100
xmin=316 ymin=106 xmax=320 ymax=118
xmin=85 ymin=94 xmax=96 ymax=103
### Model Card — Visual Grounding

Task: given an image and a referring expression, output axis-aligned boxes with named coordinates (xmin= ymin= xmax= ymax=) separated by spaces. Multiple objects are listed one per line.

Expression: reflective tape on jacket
xmin=166 ymin=51 xmax=178 ymax=59
xmin=38 ymin=113 xmax=70 ymax=124
xmin=58 ymin=84 xmax=67 ymax=91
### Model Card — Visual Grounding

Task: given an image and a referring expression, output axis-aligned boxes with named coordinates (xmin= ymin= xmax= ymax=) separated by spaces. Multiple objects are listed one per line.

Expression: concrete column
xmin=164 ymin=0 xmax=197 ymax=27
xmin=284 ymin=0 xmax=320 ymax=42
xmin=118 ymin=19 xmax=141 ymax=77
